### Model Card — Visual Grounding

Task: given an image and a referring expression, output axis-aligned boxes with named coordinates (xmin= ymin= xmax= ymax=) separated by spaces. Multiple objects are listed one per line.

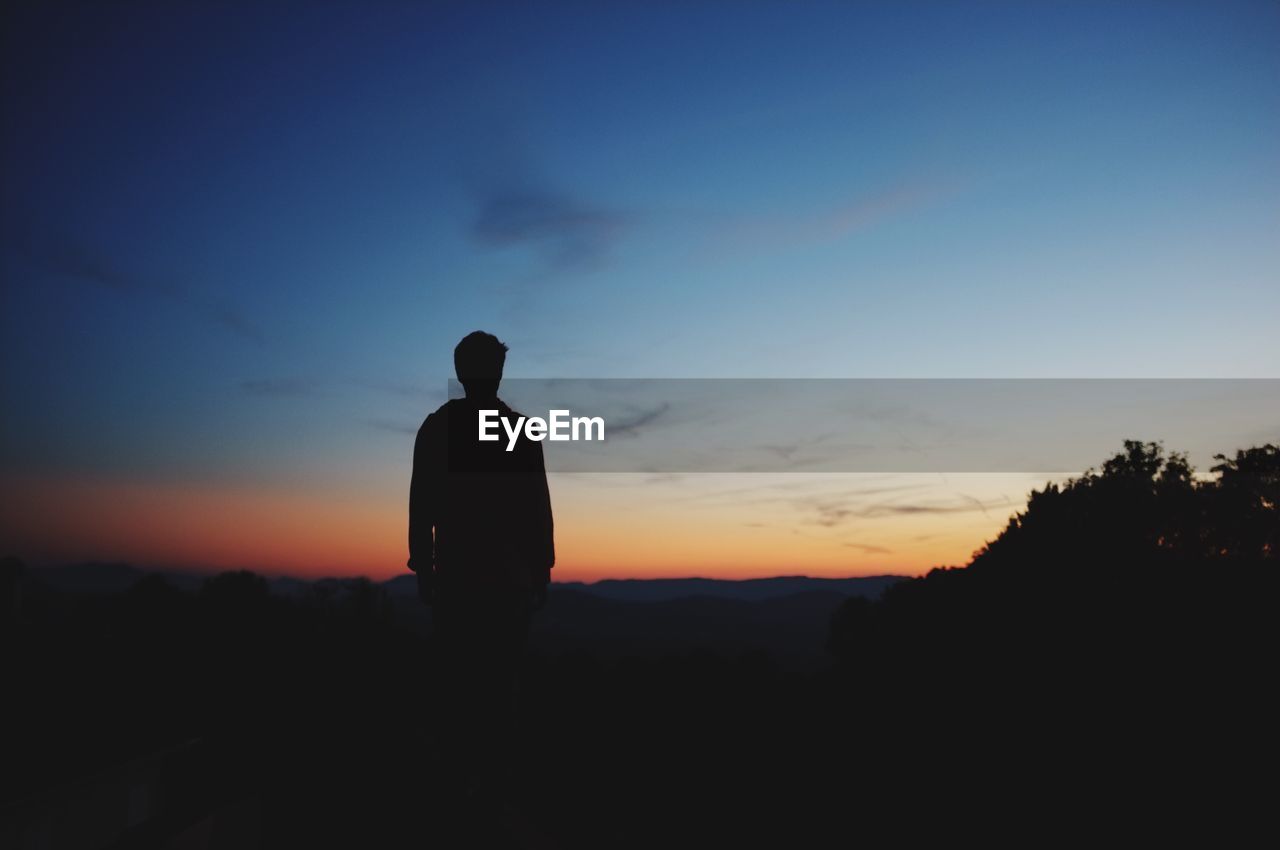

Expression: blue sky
xmin=2 ymin=1 xmax=1277 ymax=575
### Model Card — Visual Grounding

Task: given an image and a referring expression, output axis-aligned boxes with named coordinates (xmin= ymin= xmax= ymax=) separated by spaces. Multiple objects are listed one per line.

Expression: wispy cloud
xmin=364 ymin=418 xmax=418 ymax=435
xmin=669 ymin=480 xmax=927 ymax=509
xmin=846 ymin=497 xmax=1012 ymax=520
xmin=762 ymin=485 xmax=1012 ymax=528
xmin=204 ymin=298 xmax=266 ymax=345
xmin=239 ymin=377 xmax=320 ymax=398
xmin=844 ymin=542 xmax=891 ymax=554
xmin=607 ymin=403 xmax=671 ymax=438
xmin=23 ymin=232 xmax=175 ymax=296
xmin=348 ymin=377 xmax=439 ymax=401
xmin=472 ymin=188 xmax=629 ymax=272
xmin=702 ymin=177 xmax=964 ymax=258
xmin=456 ymin=121 xmax=632 ymax=276
xmin=9 ymin=225 xmax=264 ymax=343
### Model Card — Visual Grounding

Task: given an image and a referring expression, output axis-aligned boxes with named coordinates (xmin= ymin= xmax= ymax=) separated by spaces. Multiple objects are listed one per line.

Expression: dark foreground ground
xmin=2 ymin=565 xmax=1272 ymax=849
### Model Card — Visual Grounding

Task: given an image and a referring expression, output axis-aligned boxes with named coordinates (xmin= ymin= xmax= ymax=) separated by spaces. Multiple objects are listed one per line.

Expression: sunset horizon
xmin=5 ymin=3 xmax=1277 ymax=592
xmin=5 ymin=2 xmax=1277 ymax=846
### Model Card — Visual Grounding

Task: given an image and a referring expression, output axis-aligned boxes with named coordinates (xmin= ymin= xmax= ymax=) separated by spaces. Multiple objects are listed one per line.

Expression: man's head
xmin=454 ymin=331 xmax=508 ymax=398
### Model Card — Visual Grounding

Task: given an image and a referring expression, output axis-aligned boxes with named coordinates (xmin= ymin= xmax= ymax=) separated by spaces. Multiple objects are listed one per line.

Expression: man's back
xmin=409 ymin=396 xmax=555 ymax=592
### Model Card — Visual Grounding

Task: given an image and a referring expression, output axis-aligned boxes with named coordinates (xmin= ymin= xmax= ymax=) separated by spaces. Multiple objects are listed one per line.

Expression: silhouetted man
xmin=408 ymin=331 xmax=554 ymax=798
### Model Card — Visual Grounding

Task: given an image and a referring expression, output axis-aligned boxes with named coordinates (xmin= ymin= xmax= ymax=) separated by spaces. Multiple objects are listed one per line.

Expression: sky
xmin=2 ymin=1 xmax=1278 ymax=580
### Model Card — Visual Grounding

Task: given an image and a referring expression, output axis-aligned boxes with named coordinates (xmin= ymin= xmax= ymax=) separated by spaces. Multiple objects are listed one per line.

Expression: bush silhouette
xmin=829 ymin=439 xmax=1277 ymax=705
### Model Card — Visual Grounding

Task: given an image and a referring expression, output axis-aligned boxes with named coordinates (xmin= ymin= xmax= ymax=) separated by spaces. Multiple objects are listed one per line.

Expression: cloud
xmin=702 ymin=177 xmax=964 ymax=258
xmin=11 ymin=226 xmax=176 ymax=297
xmin=801 ymin=183 xmax=943 ymax=243
xmin=607 ymin=403 xmax=671 ymax=438
xmin=239 ymin=377 xmax=320 ymax=398
xmin=471 ymin=188 xmax=629 ymax=271
xmin=810 ymin=500 xmax=858 ymax=527
xmin=673 ymin=480 xmax=927 ymax=509
xmin=843 ymin=543 xmax=891 ymax=555
xmin=847 ymin=498 xmax=1012 ymax=519
xmin=747 ymin=433 xmax=851 ymax=469
xmin=203 ymin=298 xmax=266 ymax=345
xmin=785 ymin=488 xmax=1012 ymax=528
xmin=349 ymin=378 xmax=439 ymax=400
xmin=8 ymin=225 xmax=263 ymax=343
xmin=364 ymin=418 xmax=418 ymax=435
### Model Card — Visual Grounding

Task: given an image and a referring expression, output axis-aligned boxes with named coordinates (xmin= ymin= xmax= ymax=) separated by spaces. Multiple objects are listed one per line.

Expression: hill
xmin=551 ymin=574 xmax=900 ymax=602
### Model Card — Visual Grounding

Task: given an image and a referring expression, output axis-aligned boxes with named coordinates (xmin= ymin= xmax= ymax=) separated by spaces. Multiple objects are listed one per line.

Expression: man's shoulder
xmin=422 ymin=397 xmax=469 ymax=423
xmin=417 ymin=400 xmax=455 ymax=438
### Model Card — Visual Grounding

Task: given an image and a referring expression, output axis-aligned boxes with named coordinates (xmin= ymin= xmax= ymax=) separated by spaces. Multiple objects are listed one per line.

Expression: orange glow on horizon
xmin=1 ymin=472 xmax=1032 ymax=583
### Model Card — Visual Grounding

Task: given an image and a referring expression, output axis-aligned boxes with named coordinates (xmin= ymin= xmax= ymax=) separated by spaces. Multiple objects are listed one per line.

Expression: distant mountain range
xmin=26 ymin=562 xmax=901 ymax=604
xmin=27 ymin=562 xmax=901 ymax=606
xmin=23 ymin=564 xmax=905 ymax=667
xmin=553 ymin=575 xmax=901 ymax=602
xmin=24 ymin=561 xmax=206 ymax=593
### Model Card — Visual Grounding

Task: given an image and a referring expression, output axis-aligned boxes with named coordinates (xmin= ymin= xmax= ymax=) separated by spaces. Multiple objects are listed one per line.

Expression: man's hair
xmin=454 ymin=331 xmax=508 ymax=386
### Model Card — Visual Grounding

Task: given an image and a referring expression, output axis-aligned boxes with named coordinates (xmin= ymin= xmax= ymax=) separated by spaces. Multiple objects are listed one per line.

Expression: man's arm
xmin=407 ymin=419 xmax=434 ymax=581
xmin=530 ymin=440 xmax=555 ymax=590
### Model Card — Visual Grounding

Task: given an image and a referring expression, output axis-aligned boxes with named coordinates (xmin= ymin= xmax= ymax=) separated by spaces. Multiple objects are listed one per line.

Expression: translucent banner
xmin=446 ymin=379 xmax=1280 ymax=472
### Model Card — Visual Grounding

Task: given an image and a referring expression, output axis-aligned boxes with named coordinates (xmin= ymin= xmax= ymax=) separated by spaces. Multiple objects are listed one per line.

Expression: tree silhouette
xmin=829 ymin=439 xmax=1278 ymax=670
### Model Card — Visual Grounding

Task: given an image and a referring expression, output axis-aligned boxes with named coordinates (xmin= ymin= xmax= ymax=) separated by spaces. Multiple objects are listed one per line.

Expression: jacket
xmin=408 ymin=396 xmax=555 ymax=591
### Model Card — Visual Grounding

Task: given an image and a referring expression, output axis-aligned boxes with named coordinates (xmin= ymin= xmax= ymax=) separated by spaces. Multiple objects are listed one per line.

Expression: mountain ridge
xmin=23 ymin=562 xmax=905 ymax=603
